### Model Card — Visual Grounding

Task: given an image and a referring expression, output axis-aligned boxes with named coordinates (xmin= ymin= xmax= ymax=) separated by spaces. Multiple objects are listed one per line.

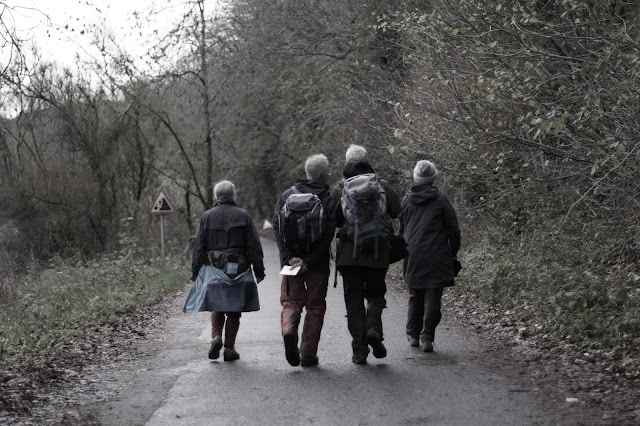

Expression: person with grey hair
xmin=273 ymin=154 xmax=337 ymax=367
xmin=187 ymin=180 xmax=265 ymax=362
xmin=399 ymin=160 xmax=460 ymax=352
xmin=331 ymin=145 xmax=401 ymax=365
xmin=345 ymin=144 xmax=368 ymax=163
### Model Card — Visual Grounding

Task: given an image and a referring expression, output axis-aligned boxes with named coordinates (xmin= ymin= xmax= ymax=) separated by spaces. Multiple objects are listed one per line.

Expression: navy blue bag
xmin=183 ymin=266 xmax=260 ymax=313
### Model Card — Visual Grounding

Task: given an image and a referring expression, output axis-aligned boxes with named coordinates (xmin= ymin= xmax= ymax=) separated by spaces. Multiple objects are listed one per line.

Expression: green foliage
xmin=0 ymin=254 xmax=187 ymax=362
xmin=378 ymin=0 xmax=640 ymax=265
xmin=458 ymin=223 xmax=640 ymax=349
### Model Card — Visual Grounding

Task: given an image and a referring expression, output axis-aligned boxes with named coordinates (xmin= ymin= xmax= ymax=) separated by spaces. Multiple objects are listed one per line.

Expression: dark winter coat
xmin=191 ymin=198 xmax=265 ymax=282
xmin=331 ymin=161 xmax=401 ymax=269
xmin=273 ymin=179 xmax=337 ymax=274
xmin=399 ymin=183 xmax=461 ymax=289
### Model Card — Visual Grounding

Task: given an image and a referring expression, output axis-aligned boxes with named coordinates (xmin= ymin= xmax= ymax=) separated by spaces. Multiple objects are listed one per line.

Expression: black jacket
xmin=191 ymin=198 xmax=265 ymax=281
xmin=399 ymin=184 xmax=460 ymax=288
xmin=272 ymin=179 xmax=337 ymax=274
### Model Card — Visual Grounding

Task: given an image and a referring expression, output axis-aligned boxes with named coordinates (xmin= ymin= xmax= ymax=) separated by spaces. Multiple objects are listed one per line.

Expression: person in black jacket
xmin=399 ymin=160 xmax=461 ymax=352
xmin=190 ymin=180 xmax=265 ymax=361
xmin=330 ymin=145 xmax=401 ymax=365
xmin=273 ymin=154 xmax=337 ymax=367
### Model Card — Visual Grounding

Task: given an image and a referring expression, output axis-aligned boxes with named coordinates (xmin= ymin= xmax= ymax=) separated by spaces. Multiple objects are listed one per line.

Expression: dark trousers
xmin=280 ymin=270 xmax=329 ymax=357
xmin=340 ymin=266 xmax=387 ymax=356
xmin=211 ymin=311 xmax=241 ymax=348
xmin=406 ymin=287 xmax=444 ymax=342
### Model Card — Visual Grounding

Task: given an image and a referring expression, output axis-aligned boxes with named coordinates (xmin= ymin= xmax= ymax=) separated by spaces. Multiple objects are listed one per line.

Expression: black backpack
xmin=279 ymin=187 xmax=324 ymax=253
xmin=341 ymin=173 xmax=392 ymax=257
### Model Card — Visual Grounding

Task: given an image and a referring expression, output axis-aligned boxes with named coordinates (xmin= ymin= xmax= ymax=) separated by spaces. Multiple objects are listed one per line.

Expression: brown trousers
xmin=280 ymin=270 xmax=329 ymax=357
xmin=211 ymin=312 xmax=240 ymax=349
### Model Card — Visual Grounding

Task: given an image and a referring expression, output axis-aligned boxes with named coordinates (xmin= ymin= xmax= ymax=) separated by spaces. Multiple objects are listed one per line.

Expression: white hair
xmin=413 ymin=160 xmax=438 ymax=185
xmin=345 ymin=144 xmax=367 ymax=163
xmin=305 ymin=154 xmax=329 ymax=181
xmin=214 ymin=180 xmax=235 ymax=200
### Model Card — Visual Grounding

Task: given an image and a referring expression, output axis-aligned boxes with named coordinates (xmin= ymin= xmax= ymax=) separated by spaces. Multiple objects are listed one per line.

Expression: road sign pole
xmin=150 ymin=189 xmax=174 ymax=262
xmin=160 ymin=215 xmax=165 ymax=261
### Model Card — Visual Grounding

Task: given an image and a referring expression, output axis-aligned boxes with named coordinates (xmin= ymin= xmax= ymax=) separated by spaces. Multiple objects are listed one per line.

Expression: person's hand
xmin=256 ymin=275 xmax=265 ymax=284
xmin=289 ymin=257 xmax=303 ymax=267
xmin=289 ymin=257 xmax=307 ymax=274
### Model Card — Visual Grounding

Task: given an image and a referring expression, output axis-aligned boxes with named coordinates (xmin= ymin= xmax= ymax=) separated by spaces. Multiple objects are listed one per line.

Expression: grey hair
xmin=345 ymin=144 xmax=367 ymax=163
xmin=413 ymin=160 xmax=438 ymax=185
xmin=214 ymin=180 xmax=235 ymax=200
xmin=305 ymin=154 xmax=330 ymax=181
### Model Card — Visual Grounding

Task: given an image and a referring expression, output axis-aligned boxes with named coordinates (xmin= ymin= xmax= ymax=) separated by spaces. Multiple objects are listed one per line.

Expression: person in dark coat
xmin=331 ymin=144 xmax=401 ymax=364
xmin=399 ymin=160 xmax=461 ymax=352
xmin=273 ymin=154 xmax=337 ymax=367
xmin=190 ymin=180 xmax=265 ymax=361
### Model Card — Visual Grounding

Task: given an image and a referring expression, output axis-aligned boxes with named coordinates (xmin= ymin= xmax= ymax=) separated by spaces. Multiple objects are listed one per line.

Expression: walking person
xmin=273 ymin=154 xmax=337 ymax=367
xmin=399 ymin=160 xmax=461 ymax=352
xmin=184 ymin=180 xmax=265 ymax=361
xmin=332 ymin=144 xmax=401 ymax=365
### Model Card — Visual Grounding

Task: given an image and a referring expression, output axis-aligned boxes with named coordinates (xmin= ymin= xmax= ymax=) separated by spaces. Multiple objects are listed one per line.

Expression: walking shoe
xmin=300 ymin=354 xmax=319 ymax=367
xmin=407 ymin=335 xmax=419 ymax=347
xmin=208 ymin=336 xmax=223 ymax=360
xmin=223 ymin=347 xmax=240 ymax=361
xmin=366 ymin=329 xmax=387 ymax=358
xmin=352 ymin=353 xmax=368 ymax=365
xmin=419 ymin=339 xmax=434 ymax=353
xmin=283 ymin=330 xmax=300 ymax=366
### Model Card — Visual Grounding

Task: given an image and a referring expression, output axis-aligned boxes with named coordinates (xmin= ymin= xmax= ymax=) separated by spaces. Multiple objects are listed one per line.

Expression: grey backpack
xmin=341 ymin=173 xmax=392 ymax=257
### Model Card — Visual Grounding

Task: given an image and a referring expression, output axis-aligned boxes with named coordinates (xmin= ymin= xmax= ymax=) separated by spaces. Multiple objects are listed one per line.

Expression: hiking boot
xmin=208 ymin=336 xmax=223 ymax=360
xmin=366 ymin=329 xmax=387 ymax=358
xmin=283 ymin=330 xmax=300 ymax=366
xmin=352 ymin=353 xmax=368 ymax=365
xmin=300 ymin=354 xmax=319 ymax=367
xmin=223 ymin=347 xmax=240 ymax=361
xmin=419 ymin=339 xmax=434 ymax=353
xmin=407 ymin=335 xmax=419 ymax=347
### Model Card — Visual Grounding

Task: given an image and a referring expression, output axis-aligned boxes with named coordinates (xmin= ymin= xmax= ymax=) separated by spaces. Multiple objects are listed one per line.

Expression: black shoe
xmin=352 ymin=353 xmax=368 ymax=365
xmin=366 ymin=329 xmax=387 ymax=358
xmin=420 ymin=339 xmax=434 ymax=353
xmin=300 ymin=354 xmax=319 ymax=367
xmin=208 ymin=336 xmax=223 ymax=360
xmin=283 ymin=330 xmax=300 ymax=366
xmin=407 ymin=335 xmax=419 ymax=347
xmin=223 ymin=347 xmax=240 ymax=361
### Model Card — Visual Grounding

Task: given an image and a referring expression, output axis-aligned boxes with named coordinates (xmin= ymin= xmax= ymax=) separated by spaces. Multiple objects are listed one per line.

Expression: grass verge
xmin=0 ymin=254 xmax=187 ymax=363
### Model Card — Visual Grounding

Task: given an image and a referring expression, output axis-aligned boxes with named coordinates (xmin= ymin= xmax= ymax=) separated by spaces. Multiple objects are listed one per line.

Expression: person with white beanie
xmin=399 ymin=160 xmax=461 ymax=353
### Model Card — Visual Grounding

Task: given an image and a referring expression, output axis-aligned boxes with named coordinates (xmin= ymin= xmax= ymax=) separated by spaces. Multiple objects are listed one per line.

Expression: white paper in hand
xmin=280 ymin=265 xmax=301 ymax=276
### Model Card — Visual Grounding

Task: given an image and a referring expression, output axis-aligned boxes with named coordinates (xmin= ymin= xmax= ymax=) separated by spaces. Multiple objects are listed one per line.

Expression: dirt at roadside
xmin=0 ymin=293 xmax=179 ymax=425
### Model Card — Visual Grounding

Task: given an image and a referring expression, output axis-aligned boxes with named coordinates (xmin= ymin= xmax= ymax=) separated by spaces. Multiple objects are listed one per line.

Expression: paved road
xmin=91 ymin=238 xmax=561 ymax=425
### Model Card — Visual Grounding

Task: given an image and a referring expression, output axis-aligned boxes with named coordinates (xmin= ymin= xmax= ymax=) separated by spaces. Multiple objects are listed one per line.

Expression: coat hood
xmin=293 ymin=178 xmax=330 ymax=195
xmin=343 ymin=161 xmax=375 ymax=179
xmin=406 ymin=184 xmax=440 ymax=205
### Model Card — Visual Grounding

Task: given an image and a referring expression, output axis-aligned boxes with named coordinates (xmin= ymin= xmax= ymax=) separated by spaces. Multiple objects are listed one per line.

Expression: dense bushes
xmin=460 ymin=221 xmax=640 ymax=349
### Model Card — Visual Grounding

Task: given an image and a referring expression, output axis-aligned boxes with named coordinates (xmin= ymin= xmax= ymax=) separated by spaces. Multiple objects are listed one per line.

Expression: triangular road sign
xmin=150 ymin=190 xmax=175 ymax=214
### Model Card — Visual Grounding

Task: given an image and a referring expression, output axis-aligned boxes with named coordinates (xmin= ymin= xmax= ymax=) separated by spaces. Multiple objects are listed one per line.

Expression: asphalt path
xmin=91 ymin=238 xmax=562 ymax=425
